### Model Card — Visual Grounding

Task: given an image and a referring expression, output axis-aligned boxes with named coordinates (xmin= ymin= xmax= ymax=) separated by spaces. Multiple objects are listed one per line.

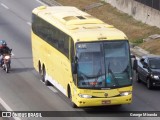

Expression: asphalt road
xmin=0 ymin=0 xmax=160 ymax=120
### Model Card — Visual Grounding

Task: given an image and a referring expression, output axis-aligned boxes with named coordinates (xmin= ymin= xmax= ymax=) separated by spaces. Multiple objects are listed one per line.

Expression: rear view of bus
xmin=31 ymin=6 xmax=133 ymax=107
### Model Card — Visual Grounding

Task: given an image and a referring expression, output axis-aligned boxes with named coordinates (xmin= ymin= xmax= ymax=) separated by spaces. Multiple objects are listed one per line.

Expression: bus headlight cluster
xmin=78 ymin=94 xmax=92 ymax=98
xmin=120 ymin=91 xmax=132 ymax=96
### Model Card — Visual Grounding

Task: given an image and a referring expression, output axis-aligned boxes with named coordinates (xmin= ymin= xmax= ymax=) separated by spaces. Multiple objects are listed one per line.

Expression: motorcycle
xmin=2 ymin=53 xmax=11 ymax=73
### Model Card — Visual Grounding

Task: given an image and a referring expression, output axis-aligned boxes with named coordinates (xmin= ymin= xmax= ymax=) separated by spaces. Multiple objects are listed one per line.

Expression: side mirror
xmin=72 ymin=56 xmax=78 ymax=74
xmin=131 ymin=54 xmax=137 ymax=70
xmin=131 ymin=54 xmax=136 ymax=59
xmin=72 ymin=62 xmax=77 ymax=74
xmin=133 ymin=59 xmax=137 ymax=70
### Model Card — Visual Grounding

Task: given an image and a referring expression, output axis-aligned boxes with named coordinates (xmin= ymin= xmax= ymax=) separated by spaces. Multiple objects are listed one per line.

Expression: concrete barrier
xmin=103 ymin=0 xmax=160 ymax=28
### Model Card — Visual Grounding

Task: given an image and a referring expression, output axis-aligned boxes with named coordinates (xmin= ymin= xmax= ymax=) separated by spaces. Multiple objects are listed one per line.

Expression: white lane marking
xmin=0 ymin=98 xmax=21 ymax=120
xmin=1 ymin=3 xmax=9 ymax=9
xmin=36 ymin=0 xmax=45 ymax=5
xmin=27 ymin=22 xmax=31 ymax=26
xmin=48 ymin=86 xmax=58 ymax=93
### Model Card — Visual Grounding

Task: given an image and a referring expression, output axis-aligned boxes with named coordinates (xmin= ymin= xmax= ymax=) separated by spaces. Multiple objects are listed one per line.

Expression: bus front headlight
xmin=120 ymin=91 xmax=132 ymax=96
xmin=78 ymin=94 xmax=92 ymax=98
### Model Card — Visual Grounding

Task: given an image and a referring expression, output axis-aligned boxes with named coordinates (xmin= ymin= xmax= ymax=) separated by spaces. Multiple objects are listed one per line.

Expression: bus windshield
xmin=76 ymin=41 xmax=132 ymax=89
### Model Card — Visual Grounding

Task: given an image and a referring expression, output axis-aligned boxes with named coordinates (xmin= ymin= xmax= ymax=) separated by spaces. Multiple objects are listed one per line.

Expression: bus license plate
xmin=102 ymin=100 xmax=111 ymax=105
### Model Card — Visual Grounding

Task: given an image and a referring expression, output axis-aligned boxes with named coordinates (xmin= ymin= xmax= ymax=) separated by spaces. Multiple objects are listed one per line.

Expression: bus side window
xmin=63 ymin=36 xmax=69 ymax=58
xmin=53 ymin=29 xmax=59 ymax=49
xmin=58 ymin=32 xmax=65 ymax=53
xmin=58 ymin=33 xmax=69 ymax=58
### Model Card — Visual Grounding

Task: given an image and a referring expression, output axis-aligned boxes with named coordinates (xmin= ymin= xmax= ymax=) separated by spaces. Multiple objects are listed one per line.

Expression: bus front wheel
xmin=68 ymin=88 xmax=77 ymax=108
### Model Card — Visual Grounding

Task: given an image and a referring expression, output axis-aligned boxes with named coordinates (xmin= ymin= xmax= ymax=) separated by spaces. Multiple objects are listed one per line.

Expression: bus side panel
xmin=32 ymin=32 xmax=41 ymax=72
xmin=32 ymin=32 xmax=70 ymax=95
xmin=61 ymin=55 xmax=72 ymax=93
xmin=48 ymin=46 xmax=63 ymax=86
xmin=32 ymin=33 xmax=57 ymax=82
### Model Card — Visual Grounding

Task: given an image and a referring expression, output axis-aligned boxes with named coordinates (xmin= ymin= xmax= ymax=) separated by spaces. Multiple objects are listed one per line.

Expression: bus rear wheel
xmin=38 ymin=61 xmax=42 ymax=75
xmin=41 ymin=66 xmax=46 ymax=82
xmin=41 ymin=65 xmax=51 ymax=86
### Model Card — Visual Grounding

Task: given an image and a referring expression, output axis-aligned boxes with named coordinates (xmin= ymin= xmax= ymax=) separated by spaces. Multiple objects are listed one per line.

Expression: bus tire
xmin=42 ymin=65 xmax=46 ymax=82
xmin=68 ymin=87 xmax=77 ymax=108
xmin=38 ymin=61 xmax=42 ymax=75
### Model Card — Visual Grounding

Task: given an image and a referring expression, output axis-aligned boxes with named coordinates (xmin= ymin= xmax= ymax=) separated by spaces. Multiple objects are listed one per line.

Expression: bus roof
xmin=32 ymin=6 xmax=127 ymax=42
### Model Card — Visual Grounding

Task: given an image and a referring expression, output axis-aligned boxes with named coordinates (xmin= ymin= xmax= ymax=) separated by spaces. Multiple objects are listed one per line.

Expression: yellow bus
xmin=32 ymin=6 xmax=134 ymax=107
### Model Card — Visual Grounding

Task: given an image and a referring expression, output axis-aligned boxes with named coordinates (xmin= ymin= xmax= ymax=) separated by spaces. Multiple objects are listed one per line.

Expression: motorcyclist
xmin=0 ymin=40 xmax=11 ymax=66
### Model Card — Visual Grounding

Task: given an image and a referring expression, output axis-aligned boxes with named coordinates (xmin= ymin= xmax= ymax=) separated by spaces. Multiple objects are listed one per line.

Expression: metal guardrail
xmin=135 ymin=0 xmax=160 ymax=11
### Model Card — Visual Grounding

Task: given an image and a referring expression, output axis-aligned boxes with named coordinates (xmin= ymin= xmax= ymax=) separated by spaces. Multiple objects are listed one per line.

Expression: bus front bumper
xmin=75 ymin=95 xmax=132 ymax=107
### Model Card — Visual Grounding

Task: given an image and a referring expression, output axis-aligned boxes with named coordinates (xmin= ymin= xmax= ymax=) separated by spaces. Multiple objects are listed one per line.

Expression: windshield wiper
xmin=79 ymin=69 xmax=104 ymax=87
xmin=80 ymin=68 xmax=103 ymax=79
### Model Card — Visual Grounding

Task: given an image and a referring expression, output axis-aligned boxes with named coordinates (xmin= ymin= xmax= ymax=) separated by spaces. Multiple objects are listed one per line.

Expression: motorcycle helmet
xmin=0 ymin=40 xmax=7 ymax=48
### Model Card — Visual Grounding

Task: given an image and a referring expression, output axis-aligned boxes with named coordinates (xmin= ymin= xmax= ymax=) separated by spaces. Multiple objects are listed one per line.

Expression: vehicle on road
xmin=136 ymin=55 xmax=160 ymax=89
xmin=32 ymin=6 xmax=136 ymax=107
xmin=2 ymin=53 xmax=11 ymax=73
